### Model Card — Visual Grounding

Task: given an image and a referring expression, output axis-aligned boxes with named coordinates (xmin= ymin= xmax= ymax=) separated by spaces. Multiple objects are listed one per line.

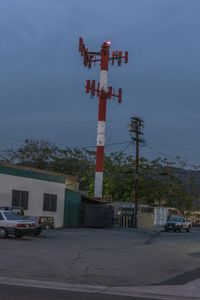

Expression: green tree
xmin=3 ymin=139 xmax=59 ymax=169
xmin=0 ymin=139 xmax=194 ymax=210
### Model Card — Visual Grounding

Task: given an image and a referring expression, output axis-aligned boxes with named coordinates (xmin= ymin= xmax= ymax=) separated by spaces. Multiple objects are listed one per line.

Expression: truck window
xmin=3 ymin=211 xmax=20 ymax=220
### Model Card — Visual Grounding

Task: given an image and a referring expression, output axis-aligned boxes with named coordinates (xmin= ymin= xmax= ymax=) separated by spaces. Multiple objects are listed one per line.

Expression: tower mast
xmin=79 ymin=37 xmax=128 ymax=200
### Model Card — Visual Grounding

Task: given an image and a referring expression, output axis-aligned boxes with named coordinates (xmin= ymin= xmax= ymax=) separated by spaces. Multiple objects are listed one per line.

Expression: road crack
xmin=70 ymin=252 xmax=85 ymax=264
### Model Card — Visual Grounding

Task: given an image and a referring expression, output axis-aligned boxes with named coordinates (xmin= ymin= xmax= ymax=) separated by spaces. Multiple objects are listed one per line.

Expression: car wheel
xmin=164 ymin=228 xmax=168 ymax=232
xmin=0 ymin=227 xmax=8 ymax=238
xmin=173 ymin=227 xmax=177 ymax=232
xmin=186 ymin=227 xmax=191 ymax=232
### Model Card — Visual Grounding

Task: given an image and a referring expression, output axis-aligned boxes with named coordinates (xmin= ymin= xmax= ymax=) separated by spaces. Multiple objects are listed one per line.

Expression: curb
xmin=0 ymin=276 xmax=200 ymax=300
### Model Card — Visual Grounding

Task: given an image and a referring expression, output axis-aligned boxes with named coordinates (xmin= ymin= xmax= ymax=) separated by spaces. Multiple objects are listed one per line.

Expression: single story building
xmin=0 ymin=164 xmax=79 ymax=228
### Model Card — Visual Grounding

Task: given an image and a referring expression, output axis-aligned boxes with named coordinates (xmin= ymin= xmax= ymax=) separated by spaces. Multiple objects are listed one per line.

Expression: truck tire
xmin=186 ymin=226 xmax=191 ymax=232
xmin=0 ymin=227 xmax=8 ymax=238
xmin=15 ymin=234 xmax=23 ymax=238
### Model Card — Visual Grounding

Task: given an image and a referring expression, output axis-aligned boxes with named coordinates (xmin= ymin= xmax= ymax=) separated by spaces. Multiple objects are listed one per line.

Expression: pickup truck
xmin=0 ymin=210 xmax=36 ymax=238
xmin=0 ymin=206 xmax=54 ymax=235
xmin=164 ymin=215 xmax=192 ymax=232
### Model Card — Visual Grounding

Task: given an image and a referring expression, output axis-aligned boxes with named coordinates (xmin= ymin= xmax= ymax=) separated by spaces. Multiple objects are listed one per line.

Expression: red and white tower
xmin=79 ymin=37 xmax=128 ymax=200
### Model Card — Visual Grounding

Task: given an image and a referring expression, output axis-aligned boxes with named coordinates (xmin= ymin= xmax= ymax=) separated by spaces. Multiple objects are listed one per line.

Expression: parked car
xmin=164 ymin=215 xmax=192 ymax=232
xmin=0 ymin=210 xmax=36 ymax=238
xmin=0 ymin=206 xmax=54 ymax=235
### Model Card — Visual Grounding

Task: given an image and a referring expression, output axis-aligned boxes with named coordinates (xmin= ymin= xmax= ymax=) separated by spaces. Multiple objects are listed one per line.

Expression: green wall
xmin=63 ymin=189 xmax=81 ymax=228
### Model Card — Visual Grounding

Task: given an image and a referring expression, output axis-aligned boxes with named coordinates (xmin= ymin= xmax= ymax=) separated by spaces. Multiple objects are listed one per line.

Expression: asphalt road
xmin=0 ymin=284 xmax=160 ymax=300
xmin=1 ymin=227 xmax=200 ymax=299
xmin=1 ymin=228 xmax=200 ymax=286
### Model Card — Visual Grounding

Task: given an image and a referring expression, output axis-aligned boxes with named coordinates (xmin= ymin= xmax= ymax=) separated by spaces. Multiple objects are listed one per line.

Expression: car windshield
xmin=168 ymin=216 xmax=183 ymax=222
xmin=3 ymin=211 xmax=21 ymax=220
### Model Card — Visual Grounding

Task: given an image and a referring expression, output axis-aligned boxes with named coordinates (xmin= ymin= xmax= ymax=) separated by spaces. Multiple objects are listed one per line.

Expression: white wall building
xmin=0 ymin=164 xmax=79 ymax=228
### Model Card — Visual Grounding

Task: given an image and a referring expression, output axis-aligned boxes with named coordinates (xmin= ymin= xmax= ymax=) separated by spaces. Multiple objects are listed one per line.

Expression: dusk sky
xmin=0 ymin=0 xmax=200 ymax=168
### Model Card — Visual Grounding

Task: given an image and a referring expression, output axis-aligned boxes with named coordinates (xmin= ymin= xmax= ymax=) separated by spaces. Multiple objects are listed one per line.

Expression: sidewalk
xmin=107 ymin=280 xmax=200 ymax=299
xmin=0 ymin=276 xmax=200 ymax=300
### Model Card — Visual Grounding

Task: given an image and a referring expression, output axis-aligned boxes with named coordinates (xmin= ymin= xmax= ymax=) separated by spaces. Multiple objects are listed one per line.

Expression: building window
xmin=12 ymin=190 xmax=29 ymax=209
xmin=43 ymin=193 xmax=57 ymax=212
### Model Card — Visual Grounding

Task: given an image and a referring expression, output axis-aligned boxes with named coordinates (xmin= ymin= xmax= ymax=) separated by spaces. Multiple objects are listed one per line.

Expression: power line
xmin=6 ymin=116 xmax=200 ymax=125
xmin=145 ymin=145 xmax=184 ymax=164
xmin=147 ymin=139 xmax=190 ymax=151
xmin=0 ymin=131 xmax=195 ymax=169
xmin=0 ymin=130 xmax=131 ymax=150
xmin=118 ymin=141 xmax=132 ymax=154
xmin=144 ymin=145 xmax=200 ymax=169
xmin=77 ymin=140 xmax=130 ymax=149
xmin=33 ymin=120 xmax=97 ymax=125
xmin=104 ymin=142 xmax=132 ymax=162
xmin=0 ymin=134 xmax=24 ymax=143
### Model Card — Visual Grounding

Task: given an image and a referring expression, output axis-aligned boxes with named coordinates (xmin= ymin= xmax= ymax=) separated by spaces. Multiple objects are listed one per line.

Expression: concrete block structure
xmin=0 ymin=164 xmax=79 ymax=228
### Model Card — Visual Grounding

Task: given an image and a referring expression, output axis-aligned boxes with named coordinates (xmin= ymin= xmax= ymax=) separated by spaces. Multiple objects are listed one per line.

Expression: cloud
xmin=1 ymin=0 xmax=200 ymax=163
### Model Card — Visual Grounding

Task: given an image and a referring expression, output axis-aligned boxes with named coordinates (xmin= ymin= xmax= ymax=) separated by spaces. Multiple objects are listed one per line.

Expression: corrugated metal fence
xmin=80 ymin=203 xmax=113 ymax=228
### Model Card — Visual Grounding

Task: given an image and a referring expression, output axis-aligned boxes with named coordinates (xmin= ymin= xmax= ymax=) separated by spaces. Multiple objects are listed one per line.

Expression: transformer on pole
xmin=78 ymin=37 xmax=128 ymax=200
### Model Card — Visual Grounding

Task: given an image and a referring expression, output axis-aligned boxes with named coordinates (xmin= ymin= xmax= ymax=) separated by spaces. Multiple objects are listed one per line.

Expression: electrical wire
xmin=118 ymin=141 xmax=132 ymax=154
xmin=77 ymin=140 xmax=130 ymax=149
xmin=144 ymin=145 xmax=187 ymax=165
xmin=109 ymin=142 xmax=132 ymax=162
xmin=0 ymin=134 xmax=24 ymax=143
xmin=145 ymin=145 xmax=179 ymax=161
xmin=34 ymin=120 xmax=97 ymax=125
xmin=146 ymin=139 xmax=190 ymax=151
xmin=0 ymin=130 xmax=197 ymax=169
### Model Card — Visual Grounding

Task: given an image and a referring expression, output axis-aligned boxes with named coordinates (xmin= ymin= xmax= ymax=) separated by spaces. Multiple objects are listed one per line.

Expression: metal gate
xmin=80 ymin=203 xmax=113 ymax=228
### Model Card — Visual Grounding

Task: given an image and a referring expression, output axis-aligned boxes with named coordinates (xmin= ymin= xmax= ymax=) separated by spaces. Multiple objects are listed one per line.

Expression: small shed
xmin=80 ymin=196 xmax=113 ymax=228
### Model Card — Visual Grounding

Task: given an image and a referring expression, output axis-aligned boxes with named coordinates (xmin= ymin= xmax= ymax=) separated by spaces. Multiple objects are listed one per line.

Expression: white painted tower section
xmin=94 ymin=66 xmax=108 ymax=199
xmin=94 ymin=172 xmax=104 ymax=198
xmin=100 ymin=70 xmax=108 ymax=89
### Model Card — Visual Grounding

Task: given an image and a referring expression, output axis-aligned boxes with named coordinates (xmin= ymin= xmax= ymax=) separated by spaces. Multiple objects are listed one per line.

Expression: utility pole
xmin=78 ymin=37 xmax=128 ymax=200
xmin=128 ymin=116 xmax=144 ymax=228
